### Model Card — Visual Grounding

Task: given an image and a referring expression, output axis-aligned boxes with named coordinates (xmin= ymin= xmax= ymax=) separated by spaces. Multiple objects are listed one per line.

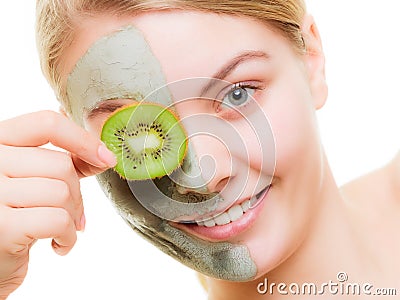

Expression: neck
xmin=206 ymin=157 xmax=359 ymax=300
xmin=390 ymin=151 xmax=400 ymax=199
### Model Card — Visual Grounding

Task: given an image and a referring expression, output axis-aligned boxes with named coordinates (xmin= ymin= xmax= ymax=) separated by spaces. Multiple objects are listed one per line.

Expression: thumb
xmin=71 ymin=144 xmax=117 ymax=178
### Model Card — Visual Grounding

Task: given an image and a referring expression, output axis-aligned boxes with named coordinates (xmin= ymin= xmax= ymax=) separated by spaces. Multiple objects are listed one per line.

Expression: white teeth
xmin=195 ymin=188 xmax=269 ymax=228
xmin=241 ymin=200 xmax=251 ymax=212
xmin=196 ymin=198 xmax=254 ymax=228
xmin=214 ymin=212 xmax=231 ymax=225
xmin=204 ymin=219 xmax=216 ymax=227
xmin=227 ymin=205 xmax=243 ymax=222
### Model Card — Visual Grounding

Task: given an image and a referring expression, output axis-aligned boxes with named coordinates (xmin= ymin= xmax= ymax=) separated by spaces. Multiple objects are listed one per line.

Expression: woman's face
xmin=61 ymin=11 xmax=327 ymax=281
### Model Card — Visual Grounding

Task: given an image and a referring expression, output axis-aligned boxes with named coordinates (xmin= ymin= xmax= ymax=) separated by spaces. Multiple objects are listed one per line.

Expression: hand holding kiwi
xmin=0 ymin=111 xmax=116 ymax=298
xmin=101 ymin=103 xmax=187 ymax=180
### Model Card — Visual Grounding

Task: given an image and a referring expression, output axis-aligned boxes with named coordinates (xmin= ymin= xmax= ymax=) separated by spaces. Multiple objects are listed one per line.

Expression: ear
xmin=301 ymin=14 xmax=328 ymax=110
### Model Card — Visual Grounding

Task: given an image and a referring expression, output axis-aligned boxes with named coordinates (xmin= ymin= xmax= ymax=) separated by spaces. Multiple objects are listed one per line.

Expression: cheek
xmin=242 ymin=77 xmax=323 ymax=275
xmin=274 ymin=109 xmax=314 ymax=167
xmin=267 ymin=81 xmax=318 ymax=176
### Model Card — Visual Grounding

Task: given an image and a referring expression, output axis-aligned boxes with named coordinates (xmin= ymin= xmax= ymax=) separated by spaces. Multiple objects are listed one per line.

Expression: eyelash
xmin=214 ymin=81 xmax=263 ymax=113
xmin=88 ymin=81 xmax=264 ymax=122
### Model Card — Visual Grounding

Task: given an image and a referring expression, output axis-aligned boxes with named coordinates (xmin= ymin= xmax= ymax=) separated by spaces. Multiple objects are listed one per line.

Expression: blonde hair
xmin=36 ymin=0 xmax=306 ymax=104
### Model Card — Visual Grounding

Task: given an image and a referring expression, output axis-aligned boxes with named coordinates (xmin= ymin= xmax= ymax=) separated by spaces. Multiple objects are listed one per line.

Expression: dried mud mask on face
xmin=102 ymin=79 xmax=275 ymax=224
xmin=66 ymin=26 xmax=172 ymax=126
xmin=65 ymin=25 xmax=261 ymax=281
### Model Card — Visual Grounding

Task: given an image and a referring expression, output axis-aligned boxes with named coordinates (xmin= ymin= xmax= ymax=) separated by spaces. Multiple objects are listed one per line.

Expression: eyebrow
xmin=86 ymin=101 xmax=126 ymax=120
xmin=86 ymin=51 xmax=269 ymax=119
xmin=200 ymin=50 xmax=270 ymax=96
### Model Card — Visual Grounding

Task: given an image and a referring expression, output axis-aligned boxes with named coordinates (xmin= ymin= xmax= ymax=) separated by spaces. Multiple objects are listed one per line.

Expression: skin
xmin=66 ymin=26 xmax=173 ymax=127
xmin=66 ymin=21 xmax=268 ymax=281
xmin=0 ymin=111 xmax=117 ymax=299
xmin=0 ymin=9 xmax=399 ymax=300
xmin=60 ymin=11 xmax=400 ymax=299
xmin=67 ymin=25 xmax=266 ymax=223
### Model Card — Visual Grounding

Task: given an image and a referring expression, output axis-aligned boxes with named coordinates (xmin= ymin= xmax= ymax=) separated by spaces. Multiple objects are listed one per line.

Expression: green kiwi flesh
xmin=101 ymin=103 xmax=187 ymax=180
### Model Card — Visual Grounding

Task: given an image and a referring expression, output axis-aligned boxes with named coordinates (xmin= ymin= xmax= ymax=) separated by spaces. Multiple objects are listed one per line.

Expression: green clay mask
xmin=65 ymin=25 xmax=263 ymax=281
xmin=66 ymin=26 xmax=172 ymax=126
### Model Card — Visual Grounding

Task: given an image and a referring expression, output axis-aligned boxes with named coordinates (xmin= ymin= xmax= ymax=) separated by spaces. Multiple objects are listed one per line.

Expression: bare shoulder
xmin=340 ymin=151 xmax=400 ymax=208
xmin=339 ymin=152 xmax=400 ymax=269
xmin=390 ymin=151 xmax=400 ymax=191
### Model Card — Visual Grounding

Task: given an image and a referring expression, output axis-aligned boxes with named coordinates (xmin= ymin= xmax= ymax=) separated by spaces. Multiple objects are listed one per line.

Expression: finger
xmin=0 ymin=177 xmax=83 ymax=231
xmin=0 ymin=148 xmax=84 ymax=230
xmin=71 ymin=152 xmax=114 ymax=179
xmin=0 ymin=145 xmax=78 ymax=179
xmin=8 ymin=207 xmax=77 ymax=256
xmin=0 ymin=110 xmax=116 ymax=168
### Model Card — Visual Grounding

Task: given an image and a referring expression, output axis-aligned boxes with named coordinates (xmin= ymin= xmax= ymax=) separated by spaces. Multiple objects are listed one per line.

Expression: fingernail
xmin=98 ymin=143 xmax=117 ymax=167
xmin=80 ymin=213 xmax=86 ymax=232
xmin=52 ymin=240 xmax=68 ymax=256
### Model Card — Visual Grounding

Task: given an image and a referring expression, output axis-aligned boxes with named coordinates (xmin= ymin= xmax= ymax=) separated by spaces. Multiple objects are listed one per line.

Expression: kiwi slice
xmin=101 ymin=103 xmax=187 ymax=180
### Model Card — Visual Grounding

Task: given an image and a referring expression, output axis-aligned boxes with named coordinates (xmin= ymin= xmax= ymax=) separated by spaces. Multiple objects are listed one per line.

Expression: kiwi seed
xmin=101 ymin=103 xmax=187 ymax=180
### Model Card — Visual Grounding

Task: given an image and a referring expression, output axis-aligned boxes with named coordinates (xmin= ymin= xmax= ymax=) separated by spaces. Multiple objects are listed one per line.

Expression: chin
xmin=96 ymin=169 xmax=260 ymax=281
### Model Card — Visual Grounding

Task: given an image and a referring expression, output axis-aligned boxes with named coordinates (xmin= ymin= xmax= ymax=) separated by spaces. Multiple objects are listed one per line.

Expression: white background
xmin=1 ymin=1 xmax=399 ymax=299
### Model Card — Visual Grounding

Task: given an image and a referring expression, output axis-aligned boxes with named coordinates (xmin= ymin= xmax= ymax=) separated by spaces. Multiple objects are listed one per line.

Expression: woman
xmin=1 ymin=1 xmax=399 ymax=299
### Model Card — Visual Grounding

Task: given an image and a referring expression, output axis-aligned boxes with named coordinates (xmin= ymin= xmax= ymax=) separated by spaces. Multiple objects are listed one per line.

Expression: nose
xmin=171 ymin=131 xmax=233 ymax=195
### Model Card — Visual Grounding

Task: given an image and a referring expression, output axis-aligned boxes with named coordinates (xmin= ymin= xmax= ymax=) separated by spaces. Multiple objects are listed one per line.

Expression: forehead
xmin=63 ymin=11 xmax=288 ymax=85
xmin=63 ymin=11 xmax=293 ymax=124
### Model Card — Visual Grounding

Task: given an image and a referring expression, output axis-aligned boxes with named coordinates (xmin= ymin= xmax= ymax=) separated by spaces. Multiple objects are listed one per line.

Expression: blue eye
xmin=222 ymin=84 xmax=256 ymax=107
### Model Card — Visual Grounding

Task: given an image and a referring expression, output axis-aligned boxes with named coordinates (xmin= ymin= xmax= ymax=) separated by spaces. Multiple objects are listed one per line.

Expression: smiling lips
xmin=174 ymin=185 xmax=271 ymax=241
